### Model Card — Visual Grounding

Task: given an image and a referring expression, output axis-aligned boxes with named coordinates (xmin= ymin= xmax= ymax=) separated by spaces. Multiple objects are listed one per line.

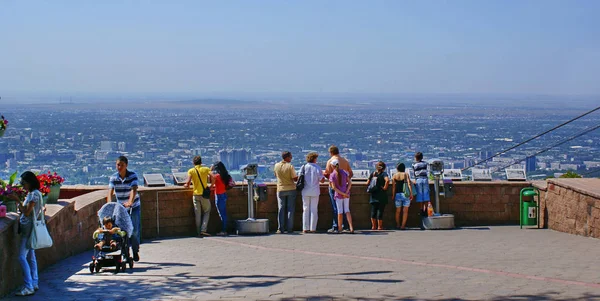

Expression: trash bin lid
xmin=522 ymin=190 xmax=538 ymax=196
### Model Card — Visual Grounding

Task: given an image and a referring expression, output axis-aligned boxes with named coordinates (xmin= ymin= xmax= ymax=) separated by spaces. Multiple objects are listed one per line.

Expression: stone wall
xmin=0 ymin=189 xmax=107 ymax=297
xmin=534 ymin=178 xmax=600 ymax=238
xmin=138 ymin=181 xmax=531 ymax=238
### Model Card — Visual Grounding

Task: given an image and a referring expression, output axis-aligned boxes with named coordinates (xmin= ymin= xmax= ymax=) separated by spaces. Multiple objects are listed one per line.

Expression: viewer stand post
xmin=236 ymin=164 xmax=269 ymax=235
xmin=422 ymin=159 xmax=455 ymax=230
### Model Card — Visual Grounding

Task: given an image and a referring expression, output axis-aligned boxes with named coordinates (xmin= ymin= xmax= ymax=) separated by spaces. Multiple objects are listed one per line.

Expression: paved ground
xmin=4 ymin=226 xmax=600 ymax=301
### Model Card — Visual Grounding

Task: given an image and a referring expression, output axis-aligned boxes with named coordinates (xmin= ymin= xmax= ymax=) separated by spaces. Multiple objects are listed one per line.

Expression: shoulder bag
xmin=226 ymin=176 xmax=236 ymax=190
xmin=366 ymin=172 xmax=379 ymax=194
xmin=27 ymin=191 xmax=53 ymax=250
xmin=195 ymin=168 xmax=211 ymax=199
xmin=296 ymin=164 xmax=306 ymax=191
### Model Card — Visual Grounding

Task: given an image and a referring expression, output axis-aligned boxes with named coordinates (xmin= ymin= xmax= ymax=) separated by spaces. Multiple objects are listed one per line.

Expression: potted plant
xmin=0 ymin=115 xmax=7 ymax=137
xmin=37 ymin=171 xmax=65 ymax=204
xmin=0 ymin=171 xmax=26 ymax=212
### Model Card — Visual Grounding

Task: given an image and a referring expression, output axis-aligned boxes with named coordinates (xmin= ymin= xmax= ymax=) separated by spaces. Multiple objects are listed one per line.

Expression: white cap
xmin=330 ymin=159 xmax=339 ymax=167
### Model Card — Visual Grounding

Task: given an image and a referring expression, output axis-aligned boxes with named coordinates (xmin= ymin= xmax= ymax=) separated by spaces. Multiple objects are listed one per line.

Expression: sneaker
xmin=216 ymin=232 xmax=227 ymax=236
xmin=200 ymin=232 xmax=211 ymax=237
xmin=133 ymin=252 xmax=140 ymax=262
xmin=327 ymin=228 xmax=337 ymax=233
xmin=283 ymin=230 xmax=288 ymax=234
xmin=15 ymin=287 xmax=34 ymax=296
xmin=329 ymin=229 xmax=339 ymax=234
xmin=276 ymin=230 xmax=282 ymax=234
xmin=34 ymin=285 xmax=39 ymax=291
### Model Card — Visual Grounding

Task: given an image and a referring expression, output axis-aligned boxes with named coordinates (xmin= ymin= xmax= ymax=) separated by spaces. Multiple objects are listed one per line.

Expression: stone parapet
xmin=534 ymin=178 xmax=600 ymax=238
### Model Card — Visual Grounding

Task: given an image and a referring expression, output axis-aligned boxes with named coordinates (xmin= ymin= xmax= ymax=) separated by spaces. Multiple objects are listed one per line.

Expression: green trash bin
xmin=520 ymin=188 xmax=539 ymax=229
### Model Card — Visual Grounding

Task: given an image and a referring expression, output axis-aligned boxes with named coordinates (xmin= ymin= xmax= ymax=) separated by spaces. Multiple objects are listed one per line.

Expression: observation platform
xmin=1 ymin=179 xmax=599 ymax=300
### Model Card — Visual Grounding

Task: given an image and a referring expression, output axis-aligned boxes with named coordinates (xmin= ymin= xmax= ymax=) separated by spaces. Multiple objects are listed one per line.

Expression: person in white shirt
xmin=300 ymin=152 xmax=325 ymax=233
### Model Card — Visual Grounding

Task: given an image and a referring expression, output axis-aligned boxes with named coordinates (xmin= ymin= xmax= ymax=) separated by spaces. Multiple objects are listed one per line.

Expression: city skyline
xmin=0 ymin=101 xmax=598 ymax=185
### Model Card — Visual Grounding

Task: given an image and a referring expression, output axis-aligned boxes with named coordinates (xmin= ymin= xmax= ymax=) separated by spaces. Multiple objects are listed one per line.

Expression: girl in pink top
xmin=329 ymin=159 xmax=355 ymax=234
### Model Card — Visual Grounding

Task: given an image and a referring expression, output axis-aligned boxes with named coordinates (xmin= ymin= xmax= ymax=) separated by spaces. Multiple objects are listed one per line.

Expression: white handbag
xmin=27 ymin=191 xmax=53 ymax=250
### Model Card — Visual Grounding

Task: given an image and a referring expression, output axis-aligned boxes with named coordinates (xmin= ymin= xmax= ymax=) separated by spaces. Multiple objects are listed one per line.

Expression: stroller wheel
xmin=121 ymin=262 xmax=127 ymax=272
xmin=128 ymin=257 xmax=134 ymax=269
xmin=114 ymin=262 xmax=121 ymax=274
xmin=95 ymin=263 xmax=101 ymax=273
xmin=89 ymin=263 xmax=95 ymax=274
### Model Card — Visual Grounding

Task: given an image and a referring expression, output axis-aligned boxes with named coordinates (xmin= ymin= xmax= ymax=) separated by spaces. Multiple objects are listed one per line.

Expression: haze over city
xmin=1 ymin=0 xmax=600 ymax=102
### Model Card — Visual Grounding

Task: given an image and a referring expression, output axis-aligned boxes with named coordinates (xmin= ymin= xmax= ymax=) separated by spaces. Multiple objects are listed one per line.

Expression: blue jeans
xmin=415 ymin=178 xmax=430 ymax=202
xmin=216 ymin=193 xmax=228 ymax=232
xmin=129 ymin=205 xmax=141 ymax=253
xmin=394 ymin=193 xmax=411 ymax=207
xmin=328 ymin=187 xmax=348 ymax=229
xmin=18 ymin=223 xmax=38 ymax=290
xmin=277 ymin=190 xmax=297 ymax=232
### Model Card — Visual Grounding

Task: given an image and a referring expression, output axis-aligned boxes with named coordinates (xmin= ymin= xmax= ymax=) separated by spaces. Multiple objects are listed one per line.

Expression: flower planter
xmin=46 ymin=184 xmax=61 ymax=204
xmin=0 ymin=128 xmax=5 ymax=137
xmin=0 ymin=197 xmax=17 ymax=213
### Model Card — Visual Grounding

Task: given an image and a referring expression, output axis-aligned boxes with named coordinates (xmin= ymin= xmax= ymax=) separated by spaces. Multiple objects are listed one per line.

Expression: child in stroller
xmin=93 ymin=216 xmax=122 ymax=251
xmin=90 ymin=202 xmax=134 ymax=274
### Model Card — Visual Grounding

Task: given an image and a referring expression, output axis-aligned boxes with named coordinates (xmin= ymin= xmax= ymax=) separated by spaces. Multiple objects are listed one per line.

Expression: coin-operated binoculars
xmin=236 ymin=164 xmax=269 ymax=234
xmin=422 ymin=159 xmax=455 ymax=230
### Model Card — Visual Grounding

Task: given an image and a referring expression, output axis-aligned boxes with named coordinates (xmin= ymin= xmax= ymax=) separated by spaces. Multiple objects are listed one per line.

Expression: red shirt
xmin=213 ymin=174 xmax=226 ymax=195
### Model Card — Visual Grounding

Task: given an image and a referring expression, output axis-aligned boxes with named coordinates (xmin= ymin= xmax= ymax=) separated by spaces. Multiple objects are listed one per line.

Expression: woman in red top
xmin=211 ymin=161 xmax=232 ymax=236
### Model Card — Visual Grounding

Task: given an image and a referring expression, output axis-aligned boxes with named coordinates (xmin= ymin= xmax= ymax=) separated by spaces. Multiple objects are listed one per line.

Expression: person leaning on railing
xmin=9 ymin=171 xmax=43 ymax=296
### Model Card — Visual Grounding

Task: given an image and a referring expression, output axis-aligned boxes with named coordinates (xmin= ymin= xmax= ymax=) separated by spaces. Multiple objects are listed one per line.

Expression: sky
xmin=1 ymin=0 xmax=600 ymax=98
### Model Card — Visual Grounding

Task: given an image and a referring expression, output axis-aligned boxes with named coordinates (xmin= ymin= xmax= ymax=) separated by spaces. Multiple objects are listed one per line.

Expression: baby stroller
xmin=89 ymin=202 xmax=134 ymax=274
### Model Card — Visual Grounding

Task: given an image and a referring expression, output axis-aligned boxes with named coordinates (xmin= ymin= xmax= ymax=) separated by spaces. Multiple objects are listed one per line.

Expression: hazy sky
xmin=1 ymin=0 xmax=599 ymax=96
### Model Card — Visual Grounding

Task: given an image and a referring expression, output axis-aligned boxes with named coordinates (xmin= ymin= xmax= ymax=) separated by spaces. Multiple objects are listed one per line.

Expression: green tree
xmin=559 ymin=171 xmax=582 ymax=178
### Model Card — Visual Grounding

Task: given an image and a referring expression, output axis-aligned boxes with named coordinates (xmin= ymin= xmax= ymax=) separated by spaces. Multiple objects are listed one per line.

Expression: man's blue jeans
xmin=328 ymin=187 xmax=348 ymax=230
xmin=129 ymin=205 xmax=141 ymax=254
xmin=277 ymin=190 xmax=297 ymax=232
xmin=18 ymin=224 xmax=38 ymax=290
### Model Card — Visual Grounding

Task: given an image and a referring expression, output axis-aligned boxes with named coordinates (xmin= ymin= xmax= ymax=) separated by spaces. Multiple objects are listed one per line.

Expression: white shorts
xmin=335 ymin=198 xmax=350 ymax=214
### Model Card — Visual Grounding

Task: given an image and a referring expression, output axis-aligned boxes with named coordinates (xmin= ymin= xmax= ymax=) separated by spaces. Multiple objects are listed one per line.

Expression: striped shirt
xmin=109 ymin=170 xmax=141 ymax=208
xmin=412 ymin=161 xmax=429 ymax=179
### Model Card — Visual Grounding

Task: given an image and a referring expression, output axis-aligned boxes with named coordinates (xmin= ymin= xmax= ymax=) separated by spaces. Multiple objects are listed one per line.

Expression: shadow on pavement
xmin=276 ymin=292 xmax=600 ymax=301
xmin=455 ymin=226 xmax=491 ymax=230
xmin=208 ymin=270 xmax=403 ymax=285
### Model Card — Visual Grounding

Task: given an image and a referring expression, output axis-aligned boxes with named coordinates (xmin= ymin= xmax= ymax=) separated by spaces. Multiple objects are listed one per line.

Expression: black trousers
xmin=370 ymin=202 xmax=385 ymax=220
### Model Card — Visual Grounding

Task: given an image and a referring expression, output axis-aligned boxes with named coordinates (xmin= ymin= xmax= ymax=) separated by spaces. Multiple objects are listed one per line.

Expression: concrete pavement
xmin=4 ymin=226 xmax=600 ymax=300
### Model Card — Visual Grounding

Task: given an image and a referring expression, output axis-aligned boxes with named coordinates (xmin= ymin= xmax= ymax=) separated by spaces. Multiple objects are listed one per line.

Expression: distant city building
xmin=219 ymin=149 xmax=252 ymax=170
xmin=13 ymin=150 xmax=25 ymax=161
xmin=100 ymin=141 xmax=115 ymax=151
xmin=94 ymin=150 xmax=109 ymax=160
xmin=479 ymin=151 xmax=493 ymax=160
xmin=6 ymin=158 xmax=16 ymax=169
xmin=117 ymin=142 xmax=127 ymax=152
xmin=0 ymin=152 xmax=10 ymax=163
xmin=464 ymin=157 xmax=476 ymax=169
xmin=526 ymin=156 xmax=537 ymax=173
xmin=143 ymin=150 xmax=160 ymax=160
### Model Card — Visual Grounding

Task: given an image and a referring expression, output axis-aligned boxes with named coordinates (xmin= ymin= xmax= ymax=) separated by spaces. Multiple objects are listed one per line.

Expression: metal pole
xmin=434 ymin=175 xmax=440 ymax=214
xmin=248 ymin=179 xmax=255 ymax=219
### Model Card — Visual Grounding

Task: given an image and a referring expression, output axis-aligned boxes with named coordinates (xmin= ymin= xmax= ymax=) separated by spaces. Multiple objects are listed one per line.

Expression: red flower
xmin=36 ymin=171 xmax=65 ymax=196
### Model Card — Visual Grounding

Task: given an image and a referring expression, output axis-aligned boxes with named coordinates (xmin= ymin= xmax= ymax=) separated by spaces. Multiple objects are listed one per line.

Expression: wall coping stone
xmin=544 ymin=178 xmax=600 ymax=199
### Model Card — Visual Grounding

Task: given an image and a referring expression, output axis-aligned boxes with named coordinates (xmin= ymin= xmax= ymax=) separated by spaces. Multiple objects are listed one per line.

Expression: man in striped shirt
xmin=412 ymin=152 xmax=431 ymax=221
xmin=107 ymin=156 xmax=141 ymax=262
